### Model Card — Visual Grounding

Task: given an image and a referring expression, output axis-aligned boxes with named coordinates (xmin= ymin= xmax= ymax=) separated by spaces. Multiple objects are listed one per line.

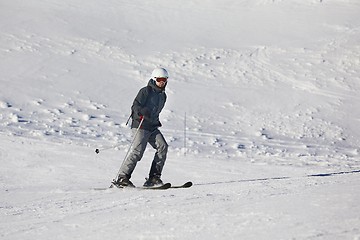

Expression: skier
xmin=113 ymin=68 xmax=169 ymax=188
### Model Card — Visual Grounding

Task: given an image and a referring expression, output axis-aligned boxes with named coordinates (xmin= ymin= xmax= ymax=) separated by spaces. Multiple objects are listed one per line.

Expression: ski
xmin=93 ymin=183 xmax=171 ymax=191
xmin=170 ymin=181 xmax=193 ymax=189
xmin=93 ymin=182 xmax=192 ymax=191
xmin=141 ymin=183 xmax=171 ymax=190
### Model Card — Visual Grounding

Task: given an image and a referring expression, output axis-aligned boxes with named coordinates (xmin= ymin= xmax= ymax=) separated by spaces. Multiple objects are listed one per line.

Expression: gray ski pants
xmin=119 ymin=128 xmax=168 ymax=179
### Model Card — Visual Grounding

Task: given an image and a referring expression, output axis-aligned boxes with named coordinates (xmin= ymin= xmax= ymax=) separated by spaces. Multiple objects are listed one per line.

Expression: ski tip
xmin=170 ymin=181 xmax=193 ymax=188
xmin=184 ymin=181 xmax=193 ymax=187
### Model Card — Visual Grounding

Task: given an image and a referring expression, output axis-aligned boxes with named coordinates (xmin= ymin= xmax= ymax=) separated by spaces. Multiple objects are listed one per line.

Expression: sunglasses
xmin=156 ymin=77 xmax=168 ymax=83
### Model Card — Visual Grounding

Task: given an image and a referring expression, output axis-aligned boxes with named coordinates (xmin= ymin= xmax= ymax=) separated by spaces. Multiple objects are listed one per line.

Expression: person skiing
xmin=112 ymin=68 xmax=169 ymax=188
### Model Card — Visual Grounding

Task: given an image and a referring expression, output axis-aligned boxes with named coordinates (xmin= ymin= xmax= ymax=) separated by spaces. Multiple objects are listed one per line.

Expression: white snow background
xmin=1 ymin=0 xmax=360 ymax=239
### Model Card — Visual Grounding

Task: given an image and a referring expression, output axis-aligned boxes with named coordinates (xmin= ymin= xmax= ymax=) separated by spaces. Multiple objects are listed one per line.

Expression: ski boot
xmin=112 ymin=176 xmax=135 ymax=188
xmin=143 ymin=176 xmax=164 ymax=187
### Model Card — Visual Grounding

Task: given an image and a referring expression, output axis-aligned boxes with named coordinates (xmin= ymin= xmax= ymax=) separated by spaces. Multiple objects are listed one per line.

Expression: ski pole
xmin=95 ymin=113 xmax=133 ymax=154
xmin=125 ymin=112 xmax=132 ymax=126
xmin=95 ymin=144 xmax=122 ymax=154
xmin=113 ymin=117 xmax=144 ymax=182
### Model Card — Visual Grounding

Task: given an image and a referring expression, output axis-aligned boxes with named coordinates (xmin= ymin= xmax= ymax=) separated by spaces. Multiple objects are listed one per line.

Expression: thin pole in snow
xmin=184 ymin=112 xmax=187 ymax=157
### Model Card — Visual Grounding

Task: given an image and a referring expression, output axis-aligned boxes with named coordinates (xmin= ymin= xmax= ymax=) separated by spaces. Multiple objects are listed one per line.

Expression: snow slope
xmin=1 ymin=0 xmax=360 ymax=239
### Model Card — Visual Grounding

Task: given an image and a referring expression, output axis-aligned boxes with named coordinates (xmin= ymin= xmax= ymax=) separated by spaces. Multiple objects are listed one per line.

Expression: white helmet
xmin=151 ymin=68 xmax=169 ymax=80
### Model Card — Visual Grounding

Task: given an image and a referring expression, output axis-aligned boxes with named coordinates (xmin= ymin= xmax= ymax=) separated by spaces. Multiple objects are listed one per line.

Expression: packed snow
xmin=1 ymin=0 xmax=360 ymax=239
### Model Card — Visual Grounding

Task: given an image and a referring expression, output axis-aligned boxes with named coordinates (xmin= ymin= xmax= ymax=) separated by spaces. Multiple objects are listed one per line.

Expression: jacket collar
xmin=148 ymin=79 xmax=166 ymax=92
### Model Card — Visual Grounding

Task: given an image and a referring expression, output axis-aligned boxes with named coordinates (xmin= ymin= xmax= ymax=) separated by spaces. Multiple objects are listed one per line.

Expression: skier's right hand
xmin=140 ymin=107 xmax=151 ymax=118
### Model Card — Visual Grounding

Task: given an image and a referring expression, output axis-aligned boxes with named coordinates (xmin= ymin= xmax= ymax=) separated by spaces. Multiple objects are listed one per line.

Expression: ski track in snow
xmin=1 ymin=0 xmax=360 ymax=239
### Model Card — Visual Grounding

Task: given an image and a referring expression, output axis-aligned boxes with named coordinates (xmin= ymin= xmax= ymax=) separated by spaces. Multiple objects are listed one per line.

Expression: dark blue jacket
xmin=131 ymin=79 xmax=167 ymax=131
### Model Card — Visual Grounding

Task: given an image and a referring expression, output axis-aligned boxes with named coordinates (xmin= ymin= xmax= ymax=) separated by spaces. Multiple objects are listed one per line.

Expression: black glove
xmin=140 ymin=107 xmax=151 ymax=118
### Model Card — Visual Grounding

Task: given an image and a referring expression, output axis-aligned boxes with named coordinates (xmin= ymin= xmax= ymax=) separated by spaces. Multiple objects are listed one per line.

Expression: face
xmin=155 ymin=77 xmax=167 ymax=88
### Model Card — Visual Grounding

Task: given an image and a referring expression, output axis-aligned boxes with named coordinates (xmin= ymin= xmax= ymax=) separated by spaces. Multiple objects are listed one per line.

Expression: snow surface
xmin=1 ymin=0 xmax=360 ymax=239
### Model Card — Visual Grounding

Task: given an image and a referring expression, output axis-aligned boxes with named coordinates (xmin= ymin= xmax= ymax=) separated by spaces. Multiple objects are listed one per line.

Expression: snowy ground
xmin=1 ymin=0 xmax=360 ymax=239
